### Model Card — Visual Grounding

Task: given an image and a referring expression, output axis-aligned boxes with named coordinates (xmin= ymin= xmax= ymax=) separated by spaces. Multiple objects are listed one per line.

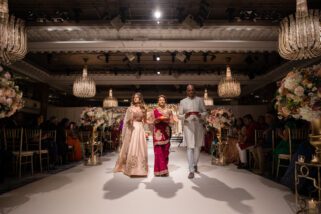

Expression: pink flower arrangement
xmin=275 ymin=64 xmax=321 ymax=122
xmin=0 ymin=66 xmax=24 ymax=118
xmin=206 ymin=108 xmax=234 ymax=129
xmin=80 ymin=107 xmax=109 ymax=128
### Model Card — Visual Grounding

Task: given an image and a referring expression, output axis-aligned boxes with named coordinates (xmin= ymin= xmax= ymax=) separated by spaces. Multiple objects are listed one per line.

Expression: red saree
xmin=152 ymin=108 xmax=172 ymax=176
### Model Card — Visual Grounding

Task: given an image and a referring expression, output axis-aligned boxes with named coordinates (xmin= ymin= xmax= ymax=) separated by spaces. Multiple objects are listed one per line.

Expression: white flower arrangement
xmin=275 ymin=64 xmax=321 ymax=122
xmin=0 ymin=66 xmax=24 ymax=118
xmin=80 ymin=107 xmax=109 ymax=128
xmin=206 ymin=108 xmax=234 ymax=129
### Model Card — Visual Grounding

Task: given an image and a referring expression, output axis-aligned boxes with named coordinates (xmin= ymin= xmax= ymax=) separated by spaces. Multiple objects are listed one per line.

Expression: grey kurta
xmin=178 ymin=96 xmax=207 ymax=148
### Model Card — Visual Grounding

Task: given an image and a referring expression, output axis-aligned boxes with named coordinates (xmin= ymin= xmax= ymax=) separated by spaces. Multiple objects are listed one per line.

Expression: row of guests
xmin=227 ymin=112 xmax=310 ymax=176
xmin=40 ymin=117 xmax=83 ymax=165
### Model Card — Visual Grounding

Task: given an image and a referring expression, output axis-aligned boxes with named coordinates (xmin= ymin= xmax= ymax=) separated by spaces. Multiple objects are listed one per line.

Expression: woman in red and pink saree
xmin=114 ymin=92 xmax=148 ymax=177
xmin=149 ymin=95 xmax=175 ymax=177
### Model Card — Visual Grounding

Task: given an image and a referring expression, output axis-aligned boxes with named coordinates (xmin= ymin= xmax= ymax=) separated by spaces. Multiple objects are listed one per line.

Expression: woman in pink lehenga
xmin=114 ymin=92 xmax=148 ymax=177
xmin=149 ymin=95 xmax=175 ymax=177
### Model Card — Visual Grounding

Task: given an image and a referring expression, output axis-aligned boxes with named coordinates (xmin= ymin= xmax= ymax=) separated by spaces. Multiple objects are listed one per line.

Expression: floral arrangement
xmin=275 ymin=64 xmax=321 ymax=122
xmin=0 ymin=66 xmax=24 ymax=118
xmin=147 ymin=103 xmax=178 ymax=111
xmin=206 ymin=108 xmax=234 ymax=129
xmin=80 ymin=107 xmax=109 ymax=128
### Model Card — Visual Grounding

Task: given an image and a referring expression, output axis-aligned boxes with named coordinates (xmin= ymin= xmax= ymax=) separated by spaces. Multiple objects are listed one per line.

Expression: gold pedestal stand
xmin=84 ymin=127 xmax=102 ymax=166
xmin=310 ymin=118 xmax=321 ymax=163
xmin=211 ymin=128 xmax=228 ymax=166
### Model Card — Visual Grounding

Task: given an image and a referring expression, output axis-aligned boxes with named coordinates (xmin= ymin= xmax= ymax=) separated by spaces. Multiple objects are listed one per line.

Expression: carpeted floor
xmin=0 ymin=143 xmax=295 ymax=214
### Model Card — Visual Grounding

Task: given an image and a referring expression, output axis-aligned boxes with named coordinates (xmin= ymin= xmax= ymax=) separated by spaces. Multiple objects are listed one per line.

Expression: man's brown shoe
xmin=188 ymin=172 xmax=194 ymax=179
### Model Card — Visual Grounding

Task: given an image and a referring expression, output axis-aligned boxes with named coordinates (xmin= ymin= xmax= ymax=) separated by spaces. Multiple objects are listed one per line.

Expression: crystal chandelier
xmin=103 ymin=89 xmax=118 ymax=108
xmin=0 ymin=0 xmax=27 ymax=65
xmin=203 ymin=89 xmax=214 ymax=106
xmin=73 ymin=58 xmax=96 ymax=98
xmin=278 ymin=0 xmax=321 ymax=60
xmin=218 ymin=65 xmax=241 ymax=98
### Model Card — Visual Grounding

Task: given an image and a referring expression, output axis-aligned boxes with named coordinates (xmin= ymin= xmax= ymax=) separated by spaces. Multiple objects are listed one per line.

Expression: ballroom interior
xmin=0 ymin=0 xmax=321 ymax=213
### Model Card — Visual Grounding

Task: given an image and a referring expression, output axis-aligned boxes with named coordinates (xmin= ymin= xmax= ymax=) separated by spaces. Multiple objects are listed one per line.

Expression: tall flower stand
xmin=211 ymin=128 xmax=229 ymax=166
xmin=85 ymin=127 xmax=102 ymax=166
xmin=310 ymin=118 xmax=321 ymax=162
xmin=295 ymin=162 xmax=321 ymax=213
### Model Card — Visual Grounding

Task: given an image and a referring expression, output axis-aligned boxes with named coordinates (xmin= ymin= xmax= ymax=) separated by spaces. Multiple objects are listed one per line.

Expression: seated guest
xmin=236 ymin=114 xmax=258 ymax=169
xmin=41 ymin=116 xmax=58 ymax=131
xmin=224 ymin=118 xmax=244 ymax=164
xmin=252 ymin=112 xmax=279 ymax=174
xmin=57 ymin=118 xmax=70 ymax=164
xmin=257 ymin=115 xmax=268 ymax=130
xmin=281 ymin=140 xmax=314 ymax=194
xmin=204 ymin=127 xmax=215 ymax=154
xmin=273 ymin=121 xmax=292 ymax=157
xmin=66 ymin=122 xmax=83 ymax=161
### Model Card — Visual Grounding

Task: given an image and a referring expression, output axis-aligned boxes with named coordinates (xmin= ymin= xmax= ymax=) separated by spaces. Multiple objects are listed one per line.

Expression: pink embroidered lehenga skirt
xmin=114 ymin=121 xmax=148 ymax=177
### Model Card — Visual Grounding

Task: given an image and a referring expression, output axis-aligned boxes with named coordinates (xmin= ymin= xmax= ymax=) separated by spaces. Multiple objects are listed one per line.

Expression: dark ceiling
xmin=9 ymin=0 xmax=320 ymax=25
xmin=7 ymin=0 xmax=320 ymax=106
xmin=25 ymin=51 xmax=283 ymax=78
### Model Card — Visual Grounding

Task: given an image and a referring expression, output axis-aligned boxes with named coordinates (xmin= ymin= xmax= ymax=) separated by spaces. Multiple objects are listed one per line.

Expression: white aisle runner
xmin=0 ymin=142 xmax=295 ymax=214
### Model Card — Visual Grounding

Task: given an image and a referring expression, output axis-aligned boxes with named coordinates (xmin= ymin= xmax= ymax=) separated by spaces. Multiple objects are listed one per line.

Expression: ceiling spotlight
xmin=176 ymin=52 xmax=186 ymax=62
xmin=156 ymin=56 xmax=160 ymax=61
xmin=154 ymin=10 xmax=162 ymax=19
xmin=182 ymin=14 xmax=199 ymax=30
xmin=157 ymin=71 xmax=161 ymax=75
xmin=125 ymin=53 xmax=136 ymax=62
xmin=110 ymin=15 xmax=125 ymax=30
xmin=157 ymin=21 xmax=160 ymax=24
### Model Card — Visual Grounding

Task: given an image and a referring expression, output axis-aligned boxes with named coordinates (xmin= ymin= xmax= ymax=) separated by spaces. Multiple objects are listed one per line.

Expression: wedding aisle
xmin=0 ymin=143 xmax=295 ymax=214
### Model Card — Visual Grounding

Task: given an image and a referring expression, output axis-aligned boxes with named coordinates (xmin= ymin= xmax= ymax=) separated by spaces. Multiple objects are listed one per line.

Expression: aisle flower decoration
xmin=206 ymin=108 xmax=234 ymax=129
xmin=275 ymin=64 xmax=321 ymax=122
xmin=0 ymin=66 xmax=24 ymax=118
xmin=80 ymin=107 xmax=109 ymax=128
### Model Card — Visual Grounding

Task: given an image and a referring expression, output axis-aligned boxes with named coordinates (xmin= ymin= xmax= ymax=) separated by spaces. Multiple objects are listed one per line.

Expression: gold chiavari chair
xmin=249 ymin=129 xmax=265 ymax=169
xmin=24 ymin=129 xmax=49 ymax=173
xmin=45 ymin=130 xmax=57 ymax=143
xmin=276 ymin=128 xmax=309 ymax=177
xmin=4 ymin=128 xmax=34 ymax=178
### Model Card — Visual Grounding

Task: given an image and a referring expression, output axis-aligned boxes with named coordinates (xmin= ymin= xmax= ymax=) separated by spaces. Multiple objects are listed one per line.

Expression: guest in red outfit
xmin=66 ymin=122 xmax=83 ymax=161
xmin=236 ymin=114 xmax=259 ymax=169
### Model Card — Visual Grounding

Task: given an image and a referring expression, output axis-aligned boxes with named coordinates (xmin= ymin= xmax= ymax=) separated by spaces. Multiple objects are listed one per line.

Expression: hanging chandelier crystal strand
xmin=103 ymin=89 xmax=118 ymax=108
xmin=204 ymin=89 xmax=214 ymax=106
xmin=218 ymin=65 xmax=241 ymax=98
xmin=278 ymin=0 xmax=321 ymax=60
xmin=0 ymin=0 xmax=27 ymax=65
xmin=73 ymin=60 xmax=96 ymax=98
